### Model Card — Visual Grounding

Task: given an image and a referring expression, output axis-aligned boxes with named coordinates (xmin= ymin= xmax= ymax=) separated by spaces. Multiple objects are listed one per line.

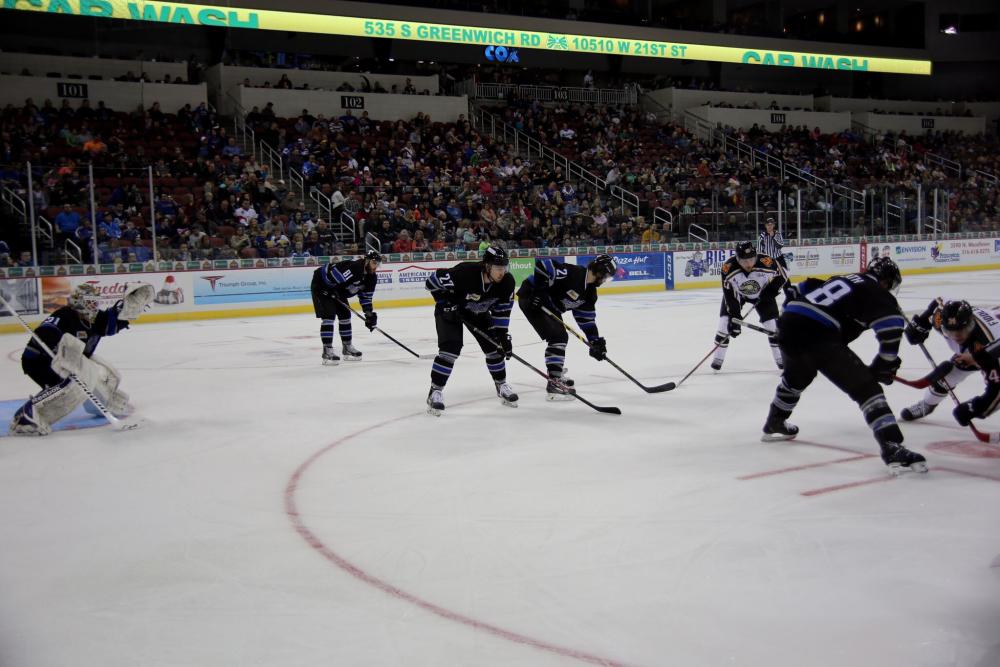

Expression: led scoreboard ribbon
xmin=2 ymin=0 xmax=932 ymax=75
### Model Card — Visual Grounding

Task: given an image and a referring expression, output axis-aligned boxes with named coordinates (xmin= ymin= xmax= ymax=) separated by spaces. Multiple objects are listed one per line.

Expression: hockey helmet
xmin=938 ymin=300 xmax=974 ymax=334
xmin=735 ymin=241 xmax=756 ymax=260
xmin=588 ymin=253 xmax=618 ymax=280
xmin=364 ymin=249 xmax=383 ymax=265
xmin=68 ymin=283 xmax=101 ymax=320
xmin=866 ymin=256 xmax=902 ymax=293
xmin=481 ymin=245 xmax=509 ymax=267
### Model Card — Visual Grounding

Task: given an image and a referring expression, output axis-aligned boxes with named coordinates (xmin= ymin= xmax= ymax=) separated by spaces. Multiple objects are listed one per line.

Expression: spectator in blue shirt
xmin=54 ymin=204 xmax=82 ymax=235
xmin=99 ymin=213 xmax=122 ymax=239
xmin=222 ymin=138 xmax=242 ymax=157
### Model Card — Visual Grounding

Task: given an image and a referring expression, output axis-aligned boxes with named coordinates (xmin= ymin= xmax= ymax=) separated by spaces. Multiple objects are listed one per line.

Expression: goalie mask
xmin=68 ymin=283 xmax=101 ymax=321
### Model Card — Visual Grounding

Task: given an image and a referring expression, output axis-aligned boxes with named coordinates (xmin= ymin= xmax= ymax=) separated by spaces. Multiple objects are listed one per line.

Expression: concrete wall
xmin=238 ymin=87 xmax=468 ymax=123
xmin=816 ymin=96 xmax=961 ymax=115
xmin=691 ymin=105 xmax=851 ymax=133
xmin=0 ymin=75 xmax=207 ymax=114
xmin=209 ymin=63 xmax=439 ymax=115
xmin=853 ymin=111 xmax=986 ymax=135
xmin=0 ymin=52 xmax=187 ymax=82
xmin=646 ymin=87 xmax=815 ymax=113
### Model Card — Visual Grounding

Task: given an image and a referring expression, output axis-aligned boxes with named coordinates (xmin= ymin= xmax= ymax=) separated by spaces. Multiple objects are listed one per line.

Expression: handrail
xmin=365 ymin=232 xmax=381 ymax=254
xmin=923 ymin=151 xmax=961 ymax=179
xmin=688 ymin=223 xmax=709 ymax=243
xmin=259 ymin=140 xmax=284 ymax=183
xmin=288 ymin=167 xmax=305 ymax=205
xmin=338 ymin=210 xmax=356 ymax=242
xmin=973 ymin=169 xmax=998 ymax=185
xmin=309 ymin=187 xmax=332 ymax=225
xmin=37 ymin=215 xmax=54 ymax=247
xmin=1 ymin=185 xmax=27 ymax=222
xmin=64 ymin=238 xmax=83 ymax=264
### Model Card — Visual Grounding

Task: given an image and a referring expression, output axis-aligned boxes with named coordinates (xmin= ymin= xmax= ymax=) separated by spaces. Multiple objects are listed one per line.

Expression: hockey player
xmin=424 ymin=245 xmax=516 ymax=414
xmin=516 ymin=254 xmax=617 ymax=400
xmin=311 ymin=250 xmax=381 ymax=364
xmin=901 ymin=299 xmax=1000 ymax=425
xmin=10 ymin=282 xmax=153 ymax=436
xmin=711 ymin=240 xmax=785 ymax=371
xmin=759 ymin=257 xmax=927 ymax=474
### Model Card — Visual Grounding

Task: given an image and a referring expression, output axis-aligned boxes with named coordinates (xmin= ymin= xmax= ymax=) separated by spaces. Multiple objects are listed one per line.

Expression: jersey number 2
xmin=805 ymin=279 xmax=851 ymax=307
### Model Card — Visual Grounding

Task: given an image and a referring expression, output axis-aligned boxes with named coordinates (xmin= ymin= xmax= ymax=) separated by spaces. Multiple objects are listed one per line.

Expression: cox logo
xmin=484 ymin=45 xmax=520 ymax=63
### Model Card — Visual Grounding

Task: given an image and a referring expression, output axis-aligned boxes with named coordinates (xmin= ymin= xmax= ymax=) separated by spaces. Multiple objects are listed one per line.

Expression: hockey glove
xmin=953 ymin=400 xmax=978 ymax=426
xmin=589 ymin=337 xmax=607 ymax=361
xmin=869 ymin=356 xmax=902 ymax=385
xmin=904 ymin=315 xmax=931 ymax=345
xmin=529 ymin=290 xmax=554 ymax=311
xmin=364 ymin=310 xmax=378 ymax=331
xmin=439 ymin=303 xmax=462 ymax=324
xmin=495 ymin=331 xmax=513 ymax=359
xmin=727 ymin=320 xmax=742 ymax=338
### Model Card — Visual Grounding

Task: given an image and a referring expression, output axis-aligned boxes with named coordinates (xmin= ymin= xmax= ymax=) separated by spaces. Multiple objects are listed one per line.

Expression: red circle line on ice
xmin=284 ymin=400 xmax=631 ymax=667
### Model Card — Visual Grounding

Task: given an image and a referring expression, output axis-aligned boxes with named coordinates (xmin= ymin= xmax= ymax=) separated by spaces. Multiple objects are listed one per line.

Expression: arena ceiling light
xmin=1 ymin=0 xmax=933 ymax=75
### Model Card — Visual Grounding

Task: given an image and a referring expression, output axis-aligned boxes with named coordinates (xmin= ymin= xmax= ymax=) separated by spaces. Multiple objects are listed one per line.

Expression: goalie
xmin=9 ymin=282 xmax=154 ymax=436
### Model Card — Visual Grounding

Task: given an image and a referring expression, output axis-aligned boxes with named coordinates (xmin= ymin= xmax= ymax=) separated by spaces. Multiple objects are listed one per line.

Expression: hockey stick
xmin=912 ymin=340 xmax=998 ymax=444
xmin=675 ymin=305 xmax=753 ymax=388
xmin=540 ymin=305 xmax=675 ymax=393
xmin=893 ymin=375 xmax=930 ymax=389
xmin=731 ymin=318 xmax=774 ymax=336
xmin=461 ymin=318 xmax=622 ymax=415
xmin=336 ymin=298 xmax=427 ymax=359
xmin=0 ymin=294 xmax=139 ymax=432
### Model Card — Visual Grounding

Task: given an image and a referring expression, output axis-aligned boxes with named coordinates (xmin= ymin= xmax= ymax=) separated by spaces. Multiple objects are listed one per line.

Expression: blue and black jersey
xmin=22 ymin=304 xmax=129 ymax=375
xmin=313 ymin=258 xmax=377 ymax=312
xmin=425 ymin=261 xmax=514 ymax=332
xmin=518 ymin=258 xmax=600 ymax=341
xmin=785 ymin=273 xmax=906 ymax=362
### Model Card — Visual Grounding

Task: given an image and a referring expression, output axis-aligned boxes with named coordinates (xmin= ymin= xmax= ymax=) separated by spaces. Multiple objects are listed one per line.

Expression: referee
xmin=757 ymin=217 xmax=794 ymax=299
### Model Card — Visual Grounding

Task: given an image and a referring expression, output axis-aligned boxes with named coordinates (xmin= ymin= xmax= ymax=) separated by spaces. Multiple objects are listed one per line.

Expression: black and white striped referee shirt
xmin=757 ymin=230 xmax=785 ymax=260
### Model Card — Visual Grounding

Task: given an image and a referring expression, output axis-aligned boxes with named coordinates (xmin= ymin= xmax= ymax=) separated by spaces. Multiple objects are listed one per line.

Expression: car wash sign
xmin=2 ymin=0 xmax=932 ymax=75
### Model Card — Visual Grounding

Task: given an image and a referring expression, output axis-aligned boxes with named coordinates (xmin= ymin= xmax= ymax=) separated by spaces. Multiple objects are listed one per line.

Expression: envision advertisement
xmin=2 ymin=0 xmax=932 ymax=74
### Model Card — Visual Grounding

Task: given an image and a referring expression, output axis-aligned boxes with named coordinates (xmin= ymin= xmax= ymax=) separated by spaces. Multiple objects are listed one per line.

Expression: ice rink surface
xmin=1 ymin=270 xmax=999 ymax=667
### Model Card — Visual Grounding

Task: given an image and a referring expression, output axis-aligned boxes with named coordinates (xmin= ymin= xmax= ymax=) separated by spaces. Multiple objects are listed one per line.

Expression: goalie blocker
xmin=10 ymin=283 xmax=153 ymax=436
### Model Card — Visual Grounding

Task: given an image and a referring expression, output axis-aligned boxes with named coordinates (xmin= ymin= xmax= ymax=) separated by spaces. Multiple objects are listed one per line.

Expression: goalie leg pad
xmin=10 ymin=379 xmax=86 ymax=435
xmin=86 ymin=354 xmax=129 ymax=417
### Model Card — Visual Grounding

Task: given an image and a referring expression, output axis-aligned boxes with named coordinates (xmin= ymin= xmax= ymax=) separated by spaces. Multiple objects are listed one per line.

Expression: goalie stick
xmin=540 ymin=306 xmax=675 ymax=393
xmin=0 ymin=293 xmax=141 ymax=432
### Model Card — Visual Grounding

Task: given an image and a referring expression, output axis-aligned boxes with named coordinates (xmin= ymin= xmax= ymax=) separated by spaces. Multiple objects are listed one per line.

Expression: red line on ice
xmin=284 ymin=403 xmax=631 ymax=667
xmin=800 ymin=476 xmax=896 ymax=497
xmin=738 ymin=454 xmax=875 ymax=480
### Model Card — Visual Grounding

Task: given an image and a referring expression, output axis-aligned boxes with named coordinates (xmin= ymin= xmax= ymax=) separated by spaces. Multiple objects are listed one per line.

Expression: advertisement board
xmin=0 ymin=278 xmax=40 ymax=316
xmin=3 ymin=1 xmax=931 ymax=74
xmin=39 ymin=274 xmax=190 ymax=314
xmin=578 ymin=252 xmax=665 ymax=283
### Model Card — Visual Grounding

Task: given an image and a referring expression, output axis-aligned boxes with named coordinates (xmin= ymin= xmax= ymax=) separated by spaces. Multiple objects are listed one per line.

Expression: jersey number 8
xmin=805 ymin=279 xmax=852 ymax=307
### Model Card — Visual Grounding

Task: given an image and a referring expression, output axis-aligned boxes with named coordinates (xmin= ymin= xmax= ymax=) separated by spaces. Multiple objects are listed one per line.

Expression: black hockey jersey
xmin=313 ymin=258 xmax=376 ymax=311
xmin=425 ymin=261 xmax=514 ymax=331
xmin=23 ymin=304 xmax=129 ymax=366
xmin=518 ymin=258 xmax=600 ymax=340
xmin=786 ymin=273 xmax=906 ymax=361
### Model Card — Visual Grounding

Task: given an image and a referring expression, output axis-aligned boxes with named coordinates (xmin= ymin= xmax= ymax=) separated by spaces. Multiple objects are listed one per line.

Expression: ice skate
xmin=342 ymin=342 xmax=362 ymax=361
xmin=426 ymin=387 xmax=445 ymax=416
xmin=901 ymin=400 xmax=936 ymax=422
xmin=322 ymin=346 xmax=341 ymax=366
xmin=495 ymin=382 xmax=518 ymax=407
xmin=761 ymin=418 xmax=799 ymax=442
xmin=880 ymin=442 xmax=928 ymax=475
